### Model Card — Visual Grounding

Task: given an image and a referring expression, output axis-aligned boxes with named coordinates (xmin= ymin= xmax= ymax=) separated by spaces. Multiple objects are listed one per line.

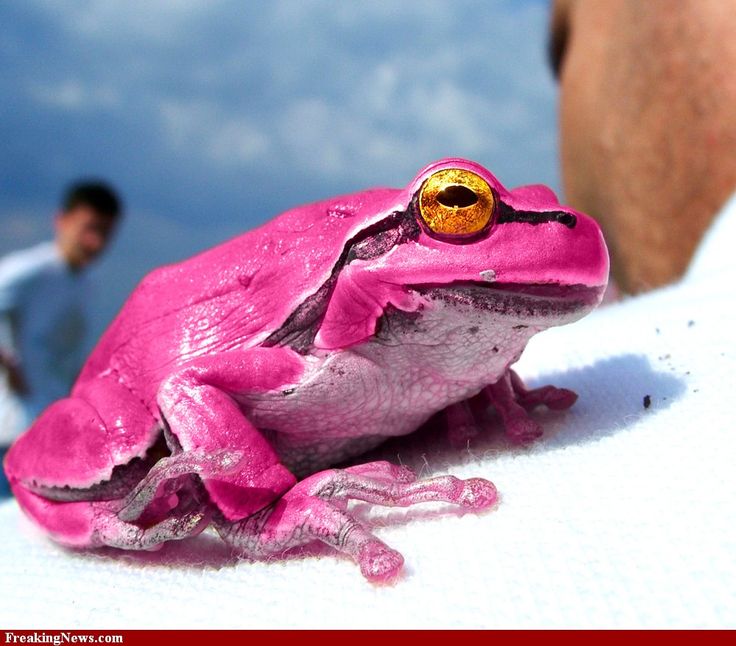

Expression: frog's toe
xmin=509 ymin=369 xmax=578 ymax=411
xmin=216 ymin=493 xmax=405 ymax=583
xmin=217 ymin=466 xmax=496 ymax=583
xmin=358 ymin=542 xmax=404 ymax=584
xmin=541 ymin=387 xmax=577 ymax=410
xmin=457 ymin=477 xmax=497 ymax=510
xmin=12 ymin=481 xmax=210 ymax=551
xmin=117 ymin=448 xmax=242 ymax=522
xmin=343 ymin=460 xmax=416 ymax=483
xmin=518 ymin=385 xmax=578 ymax=411
xmin=299 ymin=468 xmax=497 ymax=511
xmin=506 ymin=417 xmax=544 ymax=444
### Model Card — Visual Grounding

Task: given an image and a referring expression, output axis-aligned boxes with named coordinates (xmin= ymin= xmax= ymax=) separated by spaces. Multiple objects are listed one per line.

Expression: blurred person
xmin=0 ymin=181 xmax=122 ymax=496
xmin=550 ymin=0 xmax=736 ymax=294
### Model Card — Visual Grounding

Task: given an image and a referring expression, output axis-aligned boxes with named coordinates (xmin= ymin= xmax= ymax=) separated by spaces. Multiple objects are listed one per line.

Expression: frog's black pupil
xmin=436 ymin=185 xmax=478 ymax=208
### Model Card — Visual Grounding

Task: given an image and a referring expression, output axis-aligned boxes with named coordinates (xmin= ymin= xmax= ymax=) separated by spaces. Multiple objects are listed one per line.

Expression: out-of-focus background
xmin=3 ymin=2 xmax=735 ymax=627
xmin=0 ymin=0 xmax=557 ymax=350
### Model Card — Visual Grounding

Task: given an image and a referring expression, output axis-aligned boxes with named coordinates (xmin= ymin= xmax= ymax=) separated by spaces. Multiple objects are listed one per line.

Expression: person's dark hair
xmin=61 ymin=180 xmax=123 ymax=219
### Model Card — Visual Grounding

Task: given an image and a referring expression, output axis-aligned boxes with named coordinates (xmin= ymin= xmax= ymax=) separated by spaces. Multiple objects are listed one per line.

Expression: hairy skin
xmin=552 ymin=0 xmax=736 ymax=293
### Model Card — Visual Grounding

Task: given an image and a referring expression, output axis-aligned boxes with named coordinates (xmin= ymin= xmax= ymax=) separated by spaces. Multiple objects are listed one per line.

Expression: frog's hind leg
xmin=12 ymin=482 xmax=210 ymax=551
xmin=93 ymin=479 xmax=212 ymax=550
xmin=215 ymin=462 xmax=496 ymax=583
xmin=114 ymin=448 xmax=242 ymax=523
xmin=93 ymin=448 xmax=247 ymax=548
xmin=12 ymin=448 xmax=240 ymax=551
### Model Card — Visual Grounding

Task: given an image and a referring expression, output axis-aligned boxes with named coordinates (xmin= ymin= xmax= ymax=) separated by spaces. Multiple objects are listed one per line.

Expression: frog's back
xmin=77 ymin=187 xmax=404 ymax=388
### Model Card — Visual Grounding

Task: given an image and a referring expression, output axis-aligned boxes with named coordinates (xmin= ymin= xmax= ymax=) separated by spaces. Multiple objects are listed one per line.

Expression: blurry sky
xmin=0 ymin=0 xmax=558 ymax=348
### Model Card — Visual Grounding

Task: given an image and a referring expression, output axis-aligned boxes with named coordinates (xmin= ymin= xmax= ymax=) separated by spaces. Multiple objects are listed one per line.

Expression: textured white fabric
xmin=688 ymin=191 xmax=736 ymax=282
xmin=1 ymin=202 xmax=734 ymax=628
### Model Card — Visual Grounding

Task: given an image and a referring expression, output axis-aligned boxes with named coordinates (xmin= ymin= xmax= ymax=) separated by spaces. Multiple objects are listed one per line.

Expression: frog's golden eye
xmin=418 ymin=168 xmax=495 ymax=237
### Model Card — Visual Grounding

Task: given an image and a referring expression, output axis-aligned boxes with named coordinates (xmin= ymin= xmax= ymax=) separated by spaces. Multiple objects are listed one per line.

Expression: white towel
xmin=1 ymin=201 xmax=734 ymax=628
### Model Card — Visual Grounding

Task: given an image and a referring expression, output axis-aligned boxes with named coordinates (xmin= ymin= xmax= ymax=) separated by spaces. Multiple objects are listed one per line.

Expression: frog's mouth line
xmin=411 ymin=282 xmax=605 ymax=321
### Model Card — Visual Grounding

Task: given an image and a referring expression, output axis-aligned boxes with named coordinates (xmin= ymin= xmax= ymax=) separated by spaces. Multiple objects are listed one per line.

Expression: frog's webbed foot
xmin=92 ymin=451 xmax=238 ymax=549
xmin=115 ymin=448 xmax=243 ymax=523
xmin=93 ymin=486 xmax=212 ymax=551
xmin=215 ymin=460 xmax=496 ymax=583
xmin=11 ymin=446 xmax=235 ymax=552
xmin=488 ymin=369 xmax=577 ymax=443
xmin=445 ymin=369 xmax=578 ymax=445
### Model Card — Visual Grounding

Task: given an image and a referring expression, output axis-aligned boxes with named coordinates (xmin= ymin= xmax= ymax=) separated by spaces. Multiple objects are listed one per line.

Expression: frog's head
xmin=268 ymin=158 xmax=609 ymax=352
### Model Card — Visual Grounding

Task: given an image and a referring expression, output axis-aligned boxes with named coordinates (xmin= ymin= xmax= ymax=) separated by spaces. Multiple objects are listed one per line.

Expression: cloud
xmin=29 ymin=0 xmax=215 ymax=44
xmin=1 ymin=0 xmax=558 ymax=340
xmin=28 ymin=79 xmax=120 ymax=111
xmin=158 ymin=99 xmax=270 ymax=164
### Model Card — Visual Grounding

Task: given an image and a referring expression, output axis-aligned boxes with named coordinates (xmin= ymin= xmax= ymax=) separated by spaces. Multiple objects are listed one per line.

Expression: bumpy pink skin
xmin=317 ymin=159 xmax=607 ymax=348
xmin=4 ymin=158 xmax=608 ymax=581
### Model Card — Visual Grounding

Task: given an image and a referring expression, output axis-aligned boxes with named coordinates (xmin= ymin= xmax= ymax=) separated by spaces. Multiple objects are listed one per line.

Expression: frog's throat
xmin=412 ymin=282 xmax=605 ymax=327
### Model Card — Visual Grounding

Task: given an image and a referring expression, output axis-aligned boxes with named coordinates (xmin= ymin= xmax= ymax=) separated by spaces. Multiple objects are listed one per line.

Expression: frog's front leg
xmin=486 ymin=370 xmax=577 ymax=443
xmin=215 ymin=461 xmax=496 ymax=583
xmin=444 ymin=370 xmax=578 ymax=445
xmin=484 ymin=372 xmax=545 ymax=443
xmin=157 ymin=347 xmax=302 ymax=521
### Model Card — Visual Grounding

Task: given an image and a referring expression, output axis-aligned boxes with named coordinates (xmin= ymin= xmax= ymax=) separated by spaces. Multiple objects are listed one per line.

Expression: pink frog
xmin=4 ymin=159 xmax=608 ymax=582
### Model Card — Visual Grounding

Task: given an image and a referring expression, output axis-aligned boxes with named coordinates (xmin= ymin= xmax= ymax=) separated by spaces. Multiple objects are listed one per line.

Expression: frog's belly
xmin=240 ymin=319 xmax=536 ymax=476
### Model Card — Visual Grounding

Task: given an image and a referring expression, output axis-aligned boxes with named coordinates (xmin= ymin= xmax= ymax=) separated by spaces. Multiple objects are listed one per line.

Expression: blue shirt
xmin=0 ymin=241 xmax=89 ymax=444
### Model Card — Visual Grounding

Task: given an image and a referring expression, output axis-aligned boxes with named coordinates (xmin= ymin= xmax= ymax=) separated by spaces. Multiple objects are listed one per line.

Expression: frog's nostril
xmin=556 ymin=212 xmax=577 ymax=228
xmin=436 ymin=185 xmax=478 ymax=209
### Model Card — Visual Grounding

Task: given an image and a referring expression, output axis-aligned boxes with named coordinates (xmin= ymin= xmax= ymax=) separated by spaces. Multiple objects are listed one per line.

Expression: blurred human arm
xmin=551 ymin=0 xmax=736 ymax=293
xmin=0 ymin=349 xmax=27 ymax=396
xmin=0 ymin=255 xmax=31 ymax=396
